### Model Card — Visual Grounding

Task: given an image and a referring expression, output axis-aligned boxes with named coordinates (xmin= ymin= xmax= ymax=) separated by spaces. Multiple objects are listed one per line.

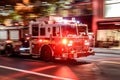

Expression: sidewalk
xmin=93 ymin=47 xmax=120 ymax=54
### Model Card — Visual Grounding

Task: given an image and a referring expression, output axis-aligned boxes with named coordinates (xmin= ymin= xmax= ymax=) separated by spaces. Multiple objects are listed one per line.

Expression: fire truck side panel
xmin=30 ymin=38 xmax=65 ymax=59
xmin=30 ymin=23 xmax=61 ymax=54
xmin=0 ymin=26 xmax=29 ymax=56
xmin=31 ymin=39 xmax=41 ymax=55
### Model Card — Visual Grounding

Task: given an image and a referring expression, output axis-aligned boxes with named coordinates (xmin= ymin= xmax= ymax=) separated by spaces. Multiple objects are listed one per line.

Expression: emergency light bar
xmin=49 ymin=16 xmax=80 ymax=24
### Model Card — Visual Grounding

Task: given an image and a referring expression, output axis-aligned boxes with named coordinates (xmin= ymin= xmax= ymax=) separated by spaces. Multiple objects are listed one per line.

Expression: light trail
xmin=100 ymin=61 xmax=120 ymax=65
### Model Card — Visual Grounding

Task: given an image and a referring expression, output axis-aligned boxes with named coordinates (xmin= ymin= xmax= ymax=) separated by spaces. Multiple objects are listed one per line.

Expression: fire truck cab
xmin=0 ymin=25 xmax=28 ymax=56
xmin=26 ymin=17 xmax=94 ymax=61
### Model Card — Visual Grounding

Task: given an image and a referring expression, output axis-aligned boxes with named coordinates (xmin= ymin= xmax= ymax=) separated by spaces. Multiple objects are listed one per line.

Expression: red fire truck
xmin=0 ymin=25 xmax=29 ymax=56
xmin=0 ymin=17 xmax=94 ymax=61
xmin=18 ymin=17 xmax=94 ymax=61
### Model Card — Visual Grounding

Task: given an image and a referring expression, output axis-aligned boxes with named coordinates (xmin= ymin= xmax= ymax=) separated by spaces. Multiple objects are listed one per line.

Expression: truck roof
xmin=0 ymin=26 xmax=28 ymax=30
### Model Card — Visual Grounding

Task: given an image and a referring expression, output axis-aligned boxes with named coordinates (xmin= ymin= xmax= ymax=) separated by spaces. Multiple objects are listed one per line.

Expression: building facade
xmin=92 ymin=0 xmax=120 ymax=48
xmin=61 ymin=0 xmax=93 ymax=32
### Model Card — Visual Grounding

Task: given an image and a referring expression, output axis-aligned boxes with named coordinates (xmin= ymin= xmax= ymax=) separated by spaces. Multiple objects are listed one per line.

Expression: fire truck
xmin=19 ymin=17 xmax=94 ymax=61
xmin=0 ymin=25 xmax=29 ymax=56
xmin=0 ymin=17 xmax=94 ymax=61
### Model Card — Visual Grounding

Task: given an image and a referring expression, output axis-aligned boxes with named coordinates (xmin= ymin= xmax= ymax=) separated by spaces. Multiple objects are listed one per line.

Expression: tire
xmin=5 ymin=50 xmax=13 ymax=57
xmin=40 ymin=45 xmax=53 ymax=62
xmin=4 ymin=44 xmax=14 ymax=57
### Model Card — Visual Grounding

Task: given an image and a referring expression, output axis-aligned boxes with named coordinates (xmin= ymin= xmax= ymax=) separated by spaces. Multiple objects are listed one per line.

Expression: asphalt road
xmin=0 ymin=53 xmax=120 ymax=80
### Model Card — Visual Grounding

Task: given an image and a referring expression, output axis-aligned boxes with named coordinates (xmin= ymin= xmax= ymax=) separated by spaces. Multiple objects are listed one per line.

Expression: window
xmin=78 ymin=26 xmax=87 ymax=33
xmin=104 ymin=0 xmax=120 ymax=17
xmin=9 ymin=30 xmax=19 ymax=40
xmin=32 ymin=24 xmax=39 ymax=36
xmin=61 ymin=25 xmax=77 ymax=37
xmin=0 ymin=30 xmax=7 ymax=40
xmin=40 ymin=28 xmax=45 ymax=36
xmin=53 ymin=27 xmax=56 ymax=36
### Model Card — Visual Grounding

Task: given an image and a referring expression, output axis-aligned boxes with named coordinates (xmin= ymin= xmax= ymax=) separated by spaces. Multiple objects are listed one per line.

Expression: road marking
xmin=101 ymin=61 xmax=120 ymax=65
xmin=0 ymin=65 xmax=73 ymax=80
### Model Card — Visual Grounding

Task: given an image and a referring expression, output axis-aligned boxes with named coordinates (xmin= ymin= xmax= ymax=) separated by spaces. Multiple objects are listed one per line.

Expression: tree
xmin=30 ymin=0 xmax=59 ymax=3
xmin=32 ymin=0 xmax=71 ymax=16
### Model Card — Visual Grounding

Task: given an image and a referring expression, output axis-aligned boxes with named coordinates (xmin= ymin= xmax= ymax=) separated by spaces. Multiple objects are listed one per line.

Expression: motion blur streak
xmin=31 ymin=65 xmax=57 ymax=72
xmin=0 ymin=65 xmax=73 ymax=80
xmin=101 ymin=61 xmax=120 ymax=65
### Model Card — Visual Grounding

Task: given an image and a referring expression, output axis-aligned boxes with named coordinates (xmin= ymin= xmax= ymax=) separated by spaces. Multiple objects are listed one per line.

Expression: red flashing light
xmin=62 ymin=39 xmax=68 ymax=45
xmin=62 ymin=39 xmax=73 ymax=46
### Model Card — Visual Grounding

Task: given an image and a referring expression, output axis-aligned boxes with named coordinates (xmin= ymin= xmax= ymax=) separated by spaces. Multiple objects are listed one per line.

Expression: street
xmin=0 ymin=52 xmax=120 ymax=80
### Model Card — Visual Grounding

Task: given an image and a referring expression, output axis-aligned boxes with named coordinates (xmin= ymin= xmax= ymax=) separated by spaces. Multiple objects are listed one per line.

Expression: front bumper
xmin=61 ymin=48 xmax=95 ymax=59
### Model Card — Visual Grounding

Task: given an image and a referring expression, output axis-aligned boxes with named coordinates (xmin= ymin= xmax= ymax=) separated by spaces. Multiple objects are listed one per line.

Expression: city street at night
xmin=0 ymin=0 xmax=120 ymax=80
xmin=0 ymin=51 xmax=120 ymax=80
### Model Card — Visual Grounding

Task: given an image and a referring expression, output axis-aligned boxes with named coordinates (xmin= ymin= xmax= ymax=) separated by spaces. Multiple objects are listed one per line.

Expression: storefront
xmin=92 ymin=0 xmax=120 ymax=48
xmin=96 ymin=20 xmax=120 ymax=48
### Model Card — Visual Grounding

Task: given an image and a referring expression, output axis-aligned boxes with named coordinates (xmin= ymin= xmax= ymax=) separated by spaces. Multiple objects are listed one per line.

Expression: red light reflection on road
xmin=8 ymin=65 xmax=56 ymax=78
xmin=53 ymin=66 xmax=78 ymax=80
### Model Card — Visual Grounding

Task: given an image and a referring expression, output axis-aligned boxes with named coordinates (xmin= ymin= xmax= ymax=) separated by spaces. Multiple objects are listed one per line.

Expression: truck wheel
xmin=4 ymin=44 xmax=14 ymax=57
xmin=5 ymin=48 xmax=14 ymax=57
xmin=40 ymin=45 xmax=53 ymax=62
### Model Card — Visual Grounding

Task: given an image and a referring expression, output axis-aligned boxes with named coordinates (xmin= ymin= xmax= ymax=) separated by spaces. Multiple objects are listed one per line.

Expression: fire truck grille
xmin=72 ymin=42 xmax=89 ymax=52
xmin=73 ymin=46 xmax=83 ymax=52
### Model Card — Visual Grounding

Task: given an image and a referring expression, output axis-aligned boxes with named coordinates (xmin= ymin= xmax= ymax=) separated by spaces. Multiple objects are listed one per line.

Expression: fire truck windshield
xmin=77 ymin=26 xmax=87 ymax=35
xmin=61 ymin=25 xmax=77 ymax=37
